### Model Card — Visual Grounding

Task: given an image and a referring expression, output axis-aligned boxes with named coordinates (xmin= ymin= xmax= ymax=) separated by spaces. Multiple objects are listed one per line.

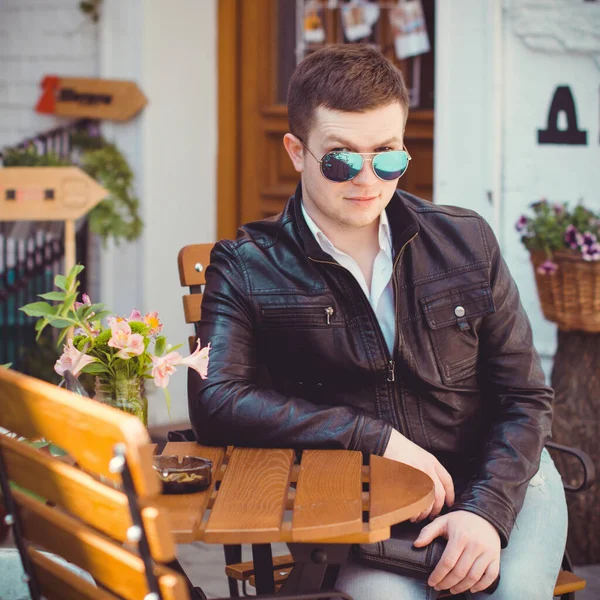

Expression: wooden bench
xmin=0 ymin=367 xmax=193 ymax=600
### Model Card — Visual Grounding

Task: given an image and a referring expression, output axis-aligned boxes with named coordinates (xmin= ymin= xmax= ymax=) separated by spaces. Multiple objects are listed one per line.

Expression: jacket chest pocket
xmin=420 ymin=282 xmax=495 ymax=385
xmin=258 ymin=303 xmax=345 ymax=382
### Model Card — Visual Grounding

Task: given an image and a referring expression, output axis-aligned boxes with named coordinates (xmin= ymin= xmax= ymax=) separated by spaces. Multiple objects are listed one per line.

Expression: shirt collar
xmin=301 ymin=202 xmax=393 ymax=257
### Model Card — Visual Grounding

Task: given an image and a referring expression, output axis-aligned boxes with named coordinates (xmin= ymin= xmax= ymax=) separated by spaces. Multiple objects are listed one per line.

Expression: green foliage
xmin=2 ymin=132 xmax=143 ymax=246
xmin=2 ymin=146 xmax=71 ymax=167
xmin=78 ymin=139 xmax=143 ymax=245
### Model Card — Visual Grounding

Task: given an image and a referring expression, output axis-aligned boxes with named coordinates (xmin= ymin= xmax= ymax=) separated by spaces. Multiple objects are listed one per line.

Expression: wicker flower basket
xmin=531 ymin=250 xmax=600 ymax=332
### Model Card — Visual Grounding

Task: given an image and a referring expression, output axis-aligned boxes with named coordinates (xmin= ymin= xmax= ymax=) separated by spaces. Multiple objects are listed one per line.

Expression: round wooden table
xmin=156 ymin=442 xmax=434 ymax=595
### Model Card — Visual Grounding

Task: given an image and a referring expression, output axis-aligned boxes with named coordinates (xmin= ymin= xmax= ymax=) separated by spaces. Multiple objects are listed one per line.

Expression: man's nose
xmin=352 ymin=158 xmax=379 ymax=186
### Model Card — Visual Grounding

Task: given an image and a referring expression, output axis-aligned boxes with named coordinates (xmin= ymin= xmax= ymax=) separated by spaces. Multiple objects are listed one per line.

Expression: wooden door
xmin=218 ymin=0 xmax=435 ymax=239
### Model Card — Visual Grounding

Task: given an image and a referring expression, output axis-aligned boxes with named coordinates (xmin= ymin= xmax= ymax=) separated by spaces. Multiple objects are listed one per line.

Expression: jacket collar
xmin=288 ymin=181 xmax=420 ymax=260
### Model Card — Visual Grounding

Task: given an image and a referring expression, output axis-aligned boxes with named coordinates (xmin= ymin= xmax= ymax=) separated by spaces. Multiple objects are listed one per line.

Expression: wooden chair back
xmin=0 ymin=367 xmax=190 ymax=600
xmin=177 ymin=243 xmax=214 ymax=352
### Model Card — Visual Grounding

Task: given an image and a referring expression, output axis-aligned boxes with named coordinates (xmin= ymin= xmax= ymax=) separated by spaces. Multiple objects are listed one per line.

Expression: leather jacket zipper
xmin=261 ymin=305 xmax=336 ymax=326
xmin=390 ymin=232 xmax=419 ymax=436
xmin=308 ymin=230 xmax=418 ymax=435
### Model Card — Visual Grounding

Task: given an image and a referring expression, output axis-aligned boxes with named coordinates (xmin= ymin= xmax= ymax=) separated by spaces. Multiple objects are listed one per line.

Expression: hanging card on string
xmin=341 ymin=0 xmax=380 ymax=42
xmin=389 ymin=0 xmax=430 ymax=60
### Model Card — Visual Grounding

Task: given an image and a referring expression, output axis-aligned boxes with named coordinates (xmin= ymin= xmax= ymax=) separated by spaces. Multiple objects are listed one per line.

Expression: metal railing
xmin=0 ymin=120 xmax=93 ymax=371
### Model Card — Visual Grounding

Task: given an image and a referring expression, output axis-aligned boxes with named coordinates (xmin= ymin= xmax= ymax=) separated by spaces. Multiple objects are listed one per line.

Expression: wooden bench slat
xmin=182 ymin=294 xmax=202 ymax=324
xmin=369 ymin=454 xmax=435 ymax=531
xmin=0 ymin=368 xmax=159 ymax=496
xmin=225 ymin=554 xmax=295 ymax=580
xmin=154 ymin=442 xmax=226 ymax=543
xmin=249 ymin=568 xmax=293 ymax=588
xmin=554 ymin=570 xmax=587 ymax=595
xmin=0 ymin=435 xmax=176 ymax=562
xmin=204 ymin=447 xmax=293 ymax=544
xmin=14 ymin=489 xmax=188 ymax=600
xmin=291 ymin=449 xmax=363 ymax=542
xmin=178 ymin=244 xmax=212 ymax=287
xmin=28 ymin=547 xmax=119 ymax=600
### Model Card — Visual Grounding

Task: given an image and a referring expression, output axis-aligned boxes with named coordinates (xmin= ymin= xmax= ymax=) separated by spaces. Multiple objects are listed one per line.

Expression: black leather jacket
xmin=189 ymin=184 xmax=553 ymax=547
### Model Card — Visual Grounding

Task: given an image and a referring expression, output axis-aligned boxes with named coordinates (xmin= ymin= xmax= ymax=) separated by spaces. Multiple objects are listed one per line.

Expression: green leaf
xmin=38 ymin=291 xmax=66 ymax=301
xmin=48 ymin=444 xmax=68 ymax=457
xmin=19 ymin=302 xmax=55 ymax=317
xmin=79 ymin=361 xmax=111 ymax=375
xmin=30 ymin=440 xmax=50 ymax=449
xmin=168 ymin=343 xmax=184 ymax=354
xmin=82 ymin=303 xmax=105 ymax=321
xmin=163 ymin=387 xmax=172 ymax=418
xmin=56 ymin=327 xmax=71 ymax=348
xmin=66 ymin=264 xmax=85 ymax=289
xmin=154 ymin=336 xmax=167 ymax=357
xmin=1 ymin=363 xmax=11 ymax=369
xmin=63 ymin=292 xmax=78 ymax=310
xmin=54 ymin=274 xmax=68 ymax=291
xmin=47 ymin=318 xmax=73 ymax=328
xmin=34 ymin=318 xmax=47 ymax=332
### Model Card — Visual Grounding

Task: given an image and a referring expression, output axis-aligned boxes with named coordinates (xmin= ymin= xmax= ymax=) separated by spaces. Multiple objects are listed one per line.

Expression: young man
xmin=189 ymin=45 xmax=567 ymax=599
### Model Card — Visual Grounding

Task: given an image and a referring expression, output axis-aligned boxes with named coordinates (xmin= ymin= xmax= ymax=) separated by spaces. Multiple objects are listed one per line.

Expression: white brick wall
xmin=0 ymin=0 xmax=99 ymax=149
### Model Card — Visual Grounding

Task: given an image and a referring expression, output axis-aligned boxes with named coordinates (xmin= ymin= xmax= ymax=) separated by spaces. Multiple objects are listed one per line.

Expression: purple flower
xmin=515 ymin=215 xmax=529 ymax=233
xmin=582 ymin=242 xmax=600 ymax=262
xmin=537 ymin=260 xmax=558 ymax=275
xmin=582 ymin=231 xmax=597 ymax=246
xmin=565 ymin=225 xmax=583 ymax=250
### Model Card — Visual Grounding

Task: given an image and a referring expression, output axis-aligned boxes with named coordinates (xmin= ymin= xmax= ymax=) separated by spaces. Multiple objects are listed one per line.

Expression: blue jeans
xmin=335 ymin=449 xmax=568 ymax=599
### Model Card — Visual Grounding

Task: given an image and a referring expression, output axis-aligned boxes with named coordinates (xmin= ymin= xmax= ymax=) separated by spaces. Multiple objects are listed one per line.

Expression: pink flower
xmin=74 ymin=293 xmax=92 ymax=310
xmin=54 ymin=339 xmax=96 ymax=377
xmin=151 ymin=351 xmax=183 ymax=388
xmin=537 ymin=260 xmax=558 ymax=276
xmin=181 ymin=340 xmax=211 ymax=379
xmin=108 ymin=320 xmax=145 ymax=359
xmin=128 ymin=308 xmax=143 ymax=321
xmin=143 ymin=311 xmax=163 ymax=336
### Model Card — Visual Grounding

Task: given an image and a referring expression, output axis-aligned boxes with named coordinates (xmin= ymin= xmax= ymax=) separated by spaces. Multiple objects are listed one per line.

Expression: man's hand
xmin=414 ymin=510 xmax=501 ymax=595
xmin=384 ymin=429 xmax=455 ymax=521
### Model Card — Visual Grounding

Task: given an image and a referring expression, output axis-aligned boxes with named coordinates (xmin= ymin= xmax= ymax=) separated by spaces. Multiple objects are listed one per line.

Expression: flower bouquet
xmin=516 ymin=199 xmax=600 ymax=332
xmin=20 ymin=265 xmax=210 ymax=425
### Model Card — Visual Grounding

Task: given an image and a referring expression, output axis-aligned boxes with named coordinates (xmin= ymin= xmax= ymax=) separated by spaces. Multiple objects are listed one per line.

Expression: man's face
xmin=284 ymin=102 xmax=406 ymax=235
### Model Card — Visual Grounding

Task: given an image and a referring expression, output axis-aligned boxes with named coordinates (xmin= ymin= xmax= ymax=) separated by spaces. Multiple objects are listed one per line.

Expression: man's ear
xmin=283 ymin=133 xmax=305 ymax=174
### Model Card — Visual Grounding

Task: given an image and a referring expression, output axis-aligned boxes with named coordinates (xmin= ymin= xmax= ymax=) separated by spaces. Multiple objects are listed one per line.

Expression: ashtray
xmin=153 ymin=455 xmax=213 ymax=494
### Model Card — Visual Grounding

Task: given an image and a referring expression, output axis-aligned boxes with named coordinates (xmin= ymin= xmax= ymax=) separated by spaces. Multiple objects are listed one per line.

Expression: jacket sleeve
xmin=188 ymin=240 xmax=393 ymax=456
xmin=449 ymin=219 xmax=554 ymax=547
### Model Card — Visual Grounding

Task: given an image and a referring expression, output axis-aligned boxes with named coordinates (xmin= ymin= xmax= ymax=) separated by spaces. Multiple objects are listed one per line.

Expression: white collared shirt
xmin=301 ymin=203 xmax=395 ymax=355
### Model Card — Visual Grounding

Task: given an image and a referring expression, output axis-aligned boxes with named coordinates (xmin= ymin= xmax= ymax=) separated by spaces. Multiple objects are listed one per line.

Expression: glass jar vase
xmin=94 ymin=375 xmax=148 ymax=427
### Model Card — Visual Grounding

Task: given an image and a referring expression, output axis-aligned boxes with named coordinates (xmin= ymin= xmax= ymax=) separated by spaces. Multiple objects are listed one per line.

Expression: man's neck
xmin=304 ymin=206 xmax=382 ymax=290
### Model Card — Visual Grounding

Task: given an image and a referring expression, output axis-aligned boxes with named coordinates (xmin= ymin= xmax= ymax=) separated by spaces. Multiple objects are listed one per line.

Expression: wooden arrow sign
xmin=35 ymin=76 xmax=147 ymax=122
xmin=0 ymin=167 xmax=108 ymax=222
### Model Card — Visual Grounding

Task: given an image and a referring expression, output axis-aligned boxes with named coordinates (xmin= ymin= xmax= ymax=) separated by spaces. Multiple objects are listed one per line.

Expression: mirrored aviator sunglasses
xmin=320 ymin=150 xmax=410 ymax=183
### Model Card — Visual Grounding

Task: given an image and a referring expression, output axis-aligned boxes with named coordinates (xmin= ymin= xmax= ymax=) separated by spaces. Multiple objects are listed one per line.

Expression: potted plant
xmin=516 ymin=199 xmax=600 ymax=332
xmin=19 ymin=265 xmax=210 ymax=426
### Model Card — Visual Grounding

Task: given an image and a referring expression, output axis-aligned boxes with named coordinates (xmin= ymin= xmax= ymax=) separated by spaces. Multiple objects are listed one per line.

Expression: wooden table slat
xmin=203 ymin=448 xmax=294 ymax=544
xmin=368 ymin=454 xmax=435 ymax=531
xmin=291 ymin=450 xmax=363 ymax=542
xmin=154 ymin=443 xmax=226 ymax=543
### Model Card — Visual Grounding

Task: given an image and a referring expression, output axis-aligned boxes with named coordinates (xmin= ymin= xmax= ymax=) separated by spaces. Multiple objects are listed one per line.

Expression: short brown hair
xmin=287 ymin=45 xmax=410 ymax=142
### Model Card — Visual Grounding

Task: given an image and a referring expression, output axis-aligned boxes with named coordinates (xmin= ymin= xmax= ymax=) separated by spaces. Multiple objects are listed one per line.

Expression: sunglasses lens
xmin=373 ymin=151 xmax=409 ymax=180
xmin=321 ymin=151 xmax=363 ymax=182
